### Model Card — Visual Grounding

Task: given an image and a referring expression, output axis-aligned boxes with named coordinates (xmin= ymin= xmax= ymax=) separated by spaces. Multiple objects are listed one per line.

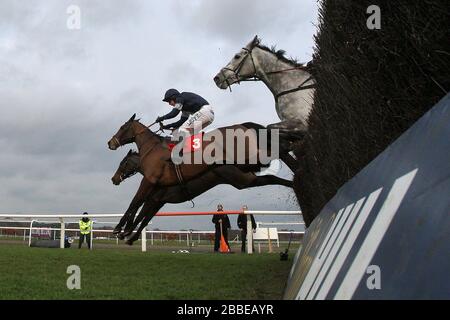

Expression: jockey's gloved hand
xmin=156 ymin=116 xmax=164 ymax=123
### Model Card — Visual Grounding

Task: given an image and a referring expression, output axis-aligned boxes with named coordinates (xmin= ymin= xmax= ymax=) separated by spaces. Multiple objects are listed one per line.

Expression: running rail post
xmin=90 ymin=221 xmax=94 ymax=250
xmin=59 ymin=218 xmax=65 ymax=249
xmin=245 ymin=210 xmax=253 ymax=254
xmin=141 ymin=227 xmax=147 ymax=252
xmin=28 ymin=220 xmax=35 ymax=247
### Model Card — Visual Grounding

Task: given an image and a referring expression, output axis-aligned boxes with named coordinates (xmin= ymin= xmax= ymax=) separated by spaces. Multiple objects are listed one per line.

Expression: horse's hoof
xmin=125 ymin=239 xmax=134 ymax=246
xmin=112 ymin=228 xmax=121 ymax=236
xmin=122 ymin=230 xmax=132 ymax=238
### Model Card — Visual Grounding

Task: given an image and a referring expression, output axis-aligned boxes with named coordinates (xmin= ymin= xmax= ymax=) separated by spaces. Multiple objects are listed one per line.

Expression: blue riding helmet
xmin=163 ymin=89 xmax=180 ymax=102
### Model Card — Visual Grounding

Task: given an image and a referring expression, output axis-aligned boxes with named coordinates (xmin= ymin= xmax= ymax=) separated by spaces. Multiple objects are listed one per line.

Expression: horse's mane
xmin=257 ymin=42 xmax=304 ymax=67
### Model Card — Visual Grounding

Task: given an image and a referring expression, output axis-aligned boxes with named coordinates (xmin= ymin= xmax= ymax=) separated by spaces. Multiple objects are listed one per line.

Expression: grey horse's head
xmin=214 ymin=36 xmax=261 ymax=89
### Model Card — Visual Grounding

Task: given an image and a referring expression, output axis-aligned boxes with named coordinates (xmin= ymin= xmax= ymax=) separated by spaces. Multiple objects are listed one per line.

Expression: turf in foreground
xmin=0 ymin=244 xmax=294 ymax=299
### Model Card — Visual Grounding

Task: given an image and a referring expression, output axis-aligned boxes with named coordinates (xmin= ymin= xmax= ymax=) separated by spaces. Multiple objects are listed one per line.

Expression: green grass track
xmin=0 ymin=243 xmax=295 ymax=300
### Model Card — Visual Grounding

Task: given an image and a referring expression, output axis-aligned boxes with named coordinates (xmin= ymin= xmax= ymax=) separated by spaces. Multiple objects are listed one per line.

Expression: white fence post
xmin=59 ymin=218 xmax=65 ymax=249
xmin=28 ymin=220 xmax=35 ymax=247
xmin=90 ymin=221 xmax=94 ymax=250
xmin=141 ymin=227 xmax=147 ymax=252
xmin=246 ymin=214 xmax=253 ymax=255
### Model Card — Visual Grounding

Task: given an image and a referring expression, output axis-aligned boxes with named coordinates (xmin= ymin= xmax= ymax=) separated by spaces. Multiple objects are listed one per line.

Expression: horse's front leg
xmin=280 ymin=153 xmax=299 ymax=172
xmin=125 ymin=198 xmax=164 ymax=245
xmin=119 ymin=178 xmax=154 ymax=238
xmin=113 ymin=192 xmax=144 ymax=237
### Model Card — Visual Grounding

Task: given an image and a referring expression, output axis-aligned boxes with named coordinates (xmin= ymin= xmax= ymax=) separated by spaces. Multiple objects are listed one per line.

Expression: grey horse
xmin=214 ymin=35 xmax=315 ymax=143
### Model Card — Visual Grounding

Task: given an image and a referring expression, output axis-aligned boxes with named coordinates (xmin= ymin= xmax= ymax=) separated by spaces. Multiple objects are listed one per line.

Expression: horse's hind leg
xmin=268 ymin=120 xmax=307 ymax=172
xmin=280 ymin=153 xmax=299 ymax=172
xmin=249 ymin=174 xmax=293 ymax=188
xmin=215 ymin=166 xmax=293 ymax=189
xmin=267 ymin=120 xmax=307 ymax=138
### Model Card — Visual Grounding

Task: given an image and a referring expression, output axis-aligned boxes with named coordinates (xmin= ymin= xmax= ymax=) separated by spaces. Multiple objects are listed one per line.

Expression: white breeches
xmin=178 ymin=105 xmax=215 ymax=134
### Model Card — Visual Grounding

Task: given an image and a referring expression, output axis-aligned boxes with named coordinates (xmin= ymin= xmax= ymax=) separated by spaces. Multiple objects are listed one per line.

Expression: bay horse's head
xmin=111 ymin=149 xmax=140 ymax=185
xmin=214 ymin=35 xmax=261 ymax=90
xmin=108 ymin=114 xmax=143 ymax=150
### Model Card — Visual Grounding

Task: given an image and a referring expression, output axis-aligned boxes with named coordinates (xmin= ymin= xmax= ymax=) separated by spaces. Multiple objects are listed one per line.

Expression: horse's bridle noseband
xmin=113 ymin=121 xmax=160 ymax=149
xmin=220 ymin=47 xmax=258 ymax=90
xmin=113 ymin=121 xmax=162 ymax=165
xmin=119 ymin=159 xmax=139 ymax=181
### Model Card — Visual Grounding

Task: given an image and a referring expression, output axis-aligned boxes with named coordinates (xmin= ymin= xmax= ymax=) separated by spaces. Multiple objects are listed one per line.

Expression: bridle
xmin=220 ymin=44 xmax=316 ymax=100
xmin=119 ymin=158 xmax=140 ymax=182
xmin=220 ymin=47 xmax=258 ymax=89
xmin=119 ymin=168 xmax=138 ymax=182
xmin=113 ymin=121 xmax=163 ymax=164
xmin=111 ymin=120 xmax=192 ymax=207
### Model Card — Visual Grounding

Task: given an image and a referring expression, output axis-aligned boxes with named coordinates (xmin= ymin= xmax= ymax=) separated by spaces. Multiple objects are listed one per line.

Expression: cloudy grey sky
xmin=0 ymin=0 xmax=318 ymax=230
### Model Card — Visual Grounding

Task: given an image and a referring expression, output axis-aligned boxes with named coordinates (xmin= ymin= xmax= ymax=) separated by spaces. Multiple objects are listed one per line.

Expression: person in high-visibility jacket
xmin=78 ymin=212 xmax=93 ymax=249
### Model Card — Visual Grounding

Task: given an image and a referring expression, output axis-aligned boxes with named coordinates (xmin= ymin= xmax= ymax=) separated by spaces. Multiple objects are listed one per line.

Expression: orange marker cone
xmin=219 ymin=220 xmax=230 ymax=253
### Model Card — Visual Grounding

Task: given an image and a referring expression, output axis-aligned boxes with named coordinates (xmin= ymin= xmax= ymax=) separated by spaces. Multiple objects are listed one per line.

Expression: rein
xmin=129 ymin=122 xmax=163 ymax=165
xmin=275 ymin=76 xmax=316 ymax=100
xmin=221 ymin=47 xmax=258 ymax=88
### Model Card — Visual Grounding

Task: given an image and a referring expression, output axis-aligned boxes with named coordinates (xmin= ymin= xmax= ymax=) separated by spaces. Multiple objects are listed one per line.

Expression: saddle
xmin=166 ymin=133 xmax=204 ymax=202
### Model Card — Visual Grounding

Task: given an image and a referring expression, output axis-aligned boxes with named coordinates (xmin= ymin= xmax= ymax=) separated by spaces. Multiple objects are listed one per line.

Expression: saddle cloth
xmin=168 ymin=133 xmax=203 ymax=154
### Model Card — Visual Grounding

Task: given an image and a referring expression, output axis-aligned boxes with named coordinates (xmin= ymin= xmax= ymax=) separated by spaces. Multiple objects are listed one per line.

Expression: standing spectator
xmin=237 ymin=205 xmax=257 ymax=253
xmin=78 ymin=212 xmax=92 ymax=250
xmin=212 ymin=204 xmax=231 ymax=252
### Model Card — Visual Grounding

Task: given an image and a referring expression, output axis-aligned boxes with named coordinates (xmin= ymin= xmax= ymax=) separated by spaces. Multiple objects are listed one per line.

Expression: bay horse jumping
xmin=111 ymin=149 xmax=292 ymax=244
xmin=108 ymin=114 xmax=298 ymax=178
